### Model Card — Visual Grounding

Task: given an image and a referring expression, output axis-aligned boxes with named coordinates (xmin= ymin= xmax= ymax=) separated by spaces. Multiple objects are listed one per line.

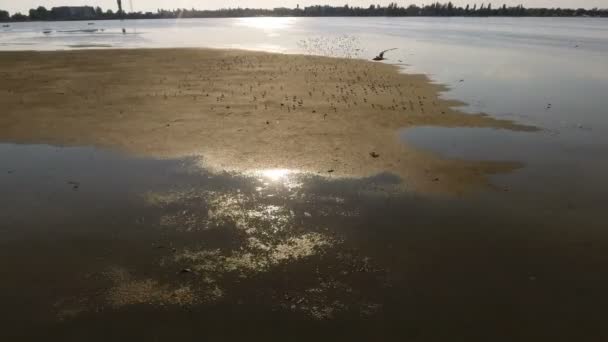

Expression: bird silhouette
xmin=373 ymin=48 xmax=398 ymax=61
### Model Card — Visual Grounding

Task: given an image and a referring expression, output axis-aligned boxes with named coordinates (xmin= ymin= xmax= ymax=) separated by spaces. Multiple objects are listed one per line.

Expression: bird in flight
xmin=373 ymin=48 xmax=398 ymax=61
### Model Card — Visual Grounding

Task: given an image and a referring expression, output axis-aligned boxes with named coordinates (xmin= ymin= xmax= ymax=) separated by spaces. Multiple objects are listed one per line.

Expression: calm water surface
xmin=2 ymin=142 xmax=606 ymax=340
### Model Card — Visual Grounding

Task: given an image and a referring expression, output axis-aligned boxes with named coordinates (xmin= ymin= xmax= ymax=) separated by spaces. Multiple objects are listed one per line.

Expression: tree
xmin=29 ymin=6 xmax=49 ymax=21
xmin=11 ymin=12 xmax=28 ymax=21
xmin=406 ymin=4 xmax=419 ymax=15
xmin=2 ymin=2 xmax=606 ymax=21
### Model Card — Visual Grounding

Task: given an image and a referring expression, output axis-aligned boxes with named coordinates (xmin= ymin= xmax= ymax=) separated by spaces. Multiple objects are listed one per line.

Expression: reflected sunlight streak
xmin=259 ymin=168 xmax=292 ymax=182
xmin=235 ymin=17 xmax=296 ymax=31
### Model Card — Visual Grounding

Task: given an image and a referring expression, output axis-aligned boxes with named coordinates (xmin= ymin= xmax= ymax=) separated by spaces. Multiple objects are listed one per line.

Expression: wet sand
xmin=0 ymin=48 xmax=534 ymax=194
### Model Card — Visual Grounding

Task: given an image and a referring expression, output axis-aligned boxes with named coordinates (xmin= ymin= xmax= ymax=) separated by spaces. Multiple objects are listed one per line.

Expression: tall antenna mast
xmin=117 ymin=0 xmax=125 ymax=34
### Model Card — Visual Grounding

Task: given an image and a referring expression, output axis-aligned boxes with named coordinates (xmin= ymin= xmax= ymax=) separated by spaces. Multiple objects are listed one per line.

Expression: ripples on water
xmin=1 ymin=136 xmax=607 ymax=339
xmin=1 ymin=144 xmax=391 ymax=323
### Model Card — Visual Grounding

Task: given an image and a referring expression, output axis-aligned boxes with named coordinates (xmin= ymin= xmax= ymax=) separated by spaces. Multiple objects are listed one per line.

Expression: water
xmin=2 ymin=143 xmax=607 ymax=340
xmin=2 ymin=17 xmax=608 ymax=340
xmin=401 ymin=127 xmax=608 ymax=211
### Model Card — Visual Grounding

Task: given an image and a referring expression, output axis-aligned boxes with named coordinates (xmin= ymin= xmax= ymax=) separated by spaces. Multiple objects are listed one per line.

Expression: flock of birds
xmin=296 ymin=35 xmax=399 ymax=62
xmin=297 ymin=35 xmax=366 ymax=59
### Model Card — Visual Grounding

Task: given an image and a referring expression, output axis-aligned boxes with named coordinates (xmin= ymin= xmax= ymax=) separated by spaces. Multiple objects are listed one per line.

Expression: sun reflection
xmin=235 ymin=17 xmax=296 ymax=31
xmin=253 ymin=168 xmax=303 ymax=192
xmin=259 ymin=168 xmax=292 ymax=182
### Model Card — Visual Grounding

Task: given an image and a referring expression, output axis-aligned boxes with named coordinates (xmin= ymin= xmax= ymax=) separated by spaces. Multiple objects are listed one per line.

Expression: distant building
xmin=50 ymin=6 xmax=96 ymax=19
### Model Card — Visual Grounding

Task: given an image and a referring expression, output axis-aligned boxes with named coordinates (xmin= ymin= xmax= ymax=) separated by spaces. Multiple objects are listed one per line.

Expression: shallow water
xmin=402 ymin=127 xmax=608 ymax=213
xmin=2 ymin=143 xmax=608 ymax=340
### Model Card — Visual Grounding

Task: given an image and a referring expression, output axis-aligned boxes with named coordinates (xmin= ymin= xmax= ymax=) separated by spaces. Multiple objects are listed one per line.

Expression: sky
xmin=1 ymin=0 xmax=606 ymax=14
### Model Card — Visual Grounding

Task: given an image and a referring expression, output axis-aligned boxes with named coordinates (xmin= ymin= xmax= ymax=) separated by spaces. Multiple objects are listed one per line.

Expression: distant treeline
xmin=1 ymin=2 xmax=607 ymax=22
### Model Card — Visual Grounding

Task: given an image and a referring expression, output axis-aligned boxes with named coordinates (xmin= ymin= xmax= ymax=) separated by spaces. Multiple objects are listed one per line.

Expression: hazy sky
xmin=1 ymin=0 xmax=606 ymax=14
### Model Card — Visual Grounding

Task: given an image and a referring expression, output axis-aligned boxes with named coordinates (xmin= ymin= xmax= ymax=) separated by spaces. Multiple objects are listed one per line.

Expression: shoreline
xmin=0 ymin=48 xmax=535 ymax=194
xmin=4 ymin=16 xmax=606 ymax=23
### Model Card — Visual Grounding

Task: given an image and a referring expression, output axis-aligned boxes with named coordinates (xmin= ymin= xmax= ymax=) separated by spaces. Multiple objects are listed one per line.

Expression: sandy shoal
xmin=0 ymin=48 xmax=535 ymax=194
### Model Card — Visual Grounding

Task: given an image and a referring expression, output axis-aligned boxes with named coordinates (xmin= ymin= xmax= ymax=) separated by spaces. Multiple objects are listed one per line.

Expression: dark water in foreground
xmin=2 ymin=143 xmax=607 ymax=341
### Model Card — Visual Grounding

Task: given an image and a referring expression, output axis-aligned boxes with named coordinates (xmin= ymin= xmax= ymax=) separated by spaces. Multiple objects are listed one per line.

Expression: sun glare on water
xmin=259 ymin=168 xmax=292 ymax=182
xmin=251 ymin=169 xmax=303 ymax=192
xmin=235 ymin=17 xmax=296 ymax=31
